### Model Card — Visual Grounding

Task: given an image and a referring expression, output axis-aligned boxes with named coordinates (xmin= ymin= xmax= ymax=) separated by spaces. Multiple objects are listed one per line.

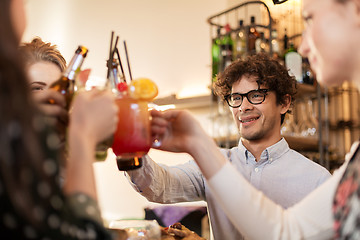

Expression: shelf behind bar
xmin=295 ymin=83 xmax=317 ymax=98
xmin=213 ymin=134 xmax=325 ymax=152
xmin=153 ymin=84 xmax=318 ymax=109
xmin=153 ymin=94 xmax=213 ymax=109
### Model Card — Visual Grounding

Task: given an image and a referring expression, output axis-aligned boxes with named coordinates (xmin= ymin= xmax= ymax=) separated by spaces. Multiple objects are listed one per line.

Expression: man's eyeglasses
xmin=224 ymin=89 xmax=269 ymax=108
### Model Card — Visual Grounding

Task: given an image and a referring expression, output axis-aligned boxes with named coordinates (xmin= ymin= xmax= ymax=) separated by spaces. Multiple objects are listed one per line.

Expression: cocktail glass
xmin=111 ymin=93 xmax=152 ymax=170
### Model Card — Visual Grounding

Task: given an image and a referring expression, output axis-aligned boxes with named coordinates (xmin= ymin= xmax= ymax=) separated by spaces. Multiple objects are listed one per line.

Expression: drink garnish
xmin=128 ymin=77 xmax=158 ymax=100
xmin=117 ymin=82 xmax=128 ymax=92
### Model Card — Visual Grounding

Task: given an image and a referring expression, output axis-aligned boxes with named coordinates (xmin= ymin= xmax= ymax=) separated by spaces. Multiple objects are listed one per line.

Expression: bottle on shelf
xmin=247 ymin=16 xmax=260 ymax=55
xmin=270 ymin=29 xmax=281 ymax=60
xmin=49 ymin=46 xmax=89 ymax=110
xmin=283 ymin=28 xmax=289 ymax=55
xmin=220 ymin=23 xmax=233 ymax=71
xmin=285 ymin=42 xmax=303 ymax=83
xmin=211 ymin=27 xmax=222 ymax=102
xmin=233 ymin=20 xmax=247 ymax=60
xmin=302 ymin=58 xmax=315 ymax=85
xmin=255 ymin=32 xmax=268 ymax=53
xmin=211 ymin=27 xmax=222 ymax=82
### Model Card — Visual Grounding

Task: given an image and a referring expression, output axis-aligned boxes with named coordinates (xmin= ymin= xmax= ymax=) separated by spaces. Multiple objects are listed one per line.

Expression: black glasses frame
xmin=272 ymin=0 xmax=289 ymax=4
xmin=225 ymin=89 xmax=269 ymax=108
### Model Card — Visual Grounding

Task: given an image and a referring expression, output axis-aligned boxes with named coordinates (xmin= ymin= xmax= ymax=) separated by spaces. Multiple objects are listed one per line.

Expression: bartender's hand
xmin=150 ymin=109 xmax=208 ymax=154
xmin=32 ymin=89 xmax=68 ymax=141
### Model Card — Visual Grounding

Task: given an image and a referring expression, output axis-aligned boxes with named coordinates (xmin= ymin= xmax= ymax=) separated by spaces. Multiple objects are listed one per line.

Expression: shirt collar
xmin=238 ymin=137 xmax=289 ymax=164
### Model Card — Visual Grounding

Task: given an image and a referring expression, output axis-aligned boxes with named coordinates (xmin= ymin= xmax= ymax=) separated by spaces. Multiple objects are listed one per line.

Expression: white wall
xmin=23 ymin=0 xmax=231 ymax=222
xmin=23 ymin=0 xmax=228 ymax=98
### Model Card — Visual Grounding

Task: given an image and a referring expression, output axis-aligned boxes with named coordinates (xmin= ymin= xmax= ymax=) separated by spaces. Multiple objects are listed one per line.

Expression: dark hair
xmin=19 ymin=37 xmax=66 ymax=71
xmin=213 ymin=53 xmax=297 ymax=124
xmin=0 ymin=0 xmax=58 ymax=229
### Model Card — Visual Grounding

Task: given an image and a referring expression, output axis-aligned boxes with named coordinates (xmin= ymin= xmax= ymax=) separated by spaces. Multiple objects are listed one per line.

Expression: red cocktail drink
xmin=111 ymin=94 xmax=151 ymax=170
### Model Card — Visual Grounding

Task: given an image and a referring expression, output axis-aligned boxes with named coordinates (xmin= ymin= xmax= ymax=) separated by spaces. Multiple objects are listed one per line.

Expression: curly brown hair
xmin=213 ymin=53 xmax=297 ymax=124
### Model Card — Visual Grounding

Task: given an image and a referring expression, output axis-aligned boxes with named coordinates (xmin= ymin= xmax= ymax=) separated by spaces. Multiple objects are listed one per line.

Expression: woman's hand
xmin=64 ymin=89 xmax=118 ymax=199
xmin=151 ymin=109 xmax=227 ymax=179
xmin=32 ymin=89 xmax=68 ymax=141
xmin=150 ymin=109 xmax=208 ymax=155
xmin=69 ymin=89 xmax=118 ymax=145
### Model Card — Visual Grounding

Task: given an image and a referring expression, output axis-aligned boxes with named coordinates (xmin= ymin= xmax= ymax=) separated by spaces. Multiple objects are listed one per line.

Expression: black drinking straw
xmin=112 ymin=36 xmax=119 ymax=59
xmin=109 ymin=31 xmax=114 ymax=60
xmin=123 ymin=40 xmax=133 ymax=81
xmin=107 ymin=31 xmax=115 ymax=78
xmin=115 ymin=47 xmax=127 ymax=83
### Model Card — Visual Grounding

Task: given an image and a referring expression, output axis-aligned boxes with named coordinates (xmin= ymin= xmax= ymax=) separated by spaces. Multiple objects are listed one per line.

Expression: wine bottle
xmin=255 ymin=32 xmax=268 ymax=53
xmin=49 ymin=46 xmax=88 ymax=110
xmin=285 ymin=42 xmax=303 ymax=83
xmin=247 ymin=16 xmax=260 ymax=55
xmin=271 ymin=29 xmax=281 ymax=59
xmin=211 ymin=27 xmax=222 ymax=102
xmin=211 ymin=27 xmax=222 ymax=83
xmin=233 ymin=20 xmax=246 ymax=60
xmin=283 ymin=28 xmax=289 ymax=55
xmin=220 ymin=23 xmax=233 ymax=71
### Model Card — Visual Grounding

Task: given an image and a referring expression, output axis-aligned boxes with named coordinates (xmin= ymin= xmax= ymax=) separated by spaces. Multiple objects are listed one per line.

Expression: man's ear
xmin=280 ymin=94 xmax=291 ymax=114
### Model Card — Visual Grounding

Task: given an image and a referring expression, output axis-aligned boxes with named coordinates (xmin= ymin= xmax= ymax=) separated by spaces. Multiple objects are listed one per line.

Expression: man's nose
xmin=239 ymin=96 xmax=253 ymax=112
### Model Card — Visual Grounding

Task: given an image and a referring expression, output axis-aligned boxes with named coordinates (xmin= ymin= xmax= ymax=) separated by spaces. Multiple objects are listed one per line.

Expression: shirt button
xmin=255 ymin=168 xmax=259 ymax=173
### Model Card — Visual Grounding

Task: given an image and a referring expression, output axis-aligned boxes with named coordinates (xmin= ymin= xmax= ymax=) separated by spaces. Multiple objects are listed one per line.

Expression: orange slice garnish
xmin=128 ymin=78 xmax=158 ymax=100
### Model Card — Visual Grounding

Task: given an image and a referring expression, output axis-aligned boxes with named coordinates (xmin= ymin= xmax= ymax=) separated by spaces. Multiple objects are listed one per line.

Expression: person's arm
xmin=63 ymin=89 xmax=118 ymax=200
xmin=126 ymin=156 xmax=206 ymax=203
xmin=149 ymin=109 xmax=346 ymax=239
xmin=207 ymin=161 xmax=346 ymax=239
xmin=150 ymin=109 xmax=226 ymax=179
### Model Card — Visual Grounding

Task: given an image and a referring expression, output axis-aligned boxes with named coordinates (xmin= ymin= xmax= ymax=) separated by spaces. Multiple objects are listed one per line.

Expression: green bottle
xmin=221 ymin=24 xmax=233 ymax=70
xmin=211 ymin=27 xmax=222 ymax=83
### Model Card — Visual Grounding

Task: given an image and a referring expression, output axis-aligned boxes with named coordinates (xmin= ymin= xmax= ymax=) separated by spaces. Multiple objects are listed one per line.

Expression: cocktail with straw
xmin=103 ymin=31 xmax=158 ymax=170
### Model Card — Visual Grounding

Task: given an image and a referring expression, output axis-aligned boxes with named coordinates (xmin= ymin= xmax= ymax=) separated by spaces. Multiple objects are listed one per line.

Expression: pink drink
xmin=111 ymin=95 xmax=151 ymax=170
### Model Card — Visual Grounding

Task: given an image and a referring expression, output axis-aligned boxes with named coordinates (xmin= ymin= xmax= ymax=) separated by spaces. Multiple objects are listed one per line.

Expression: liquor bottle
xmin=49 ymin=46 xmax=88 ymax=110
xmin=211 ymin=27 xmax=222 ymax=102
xmin=270 ymin=29 xmax=281 ymax=59
xmin=211 ymin=27 xmax=222 ymax=83
xmin=285 ymin=42 xmax=303 ymax=83
xmin=220 ymin=23 xmax=233 ymax=71
xmin=255 ymin=32 xmax=268 ymax=53
xmin=247 ymin=16 xmax=260 ymax=55
xmin=302 ymin=58 xmax=314 ymax=85
xmin=283 ymin=28 xmax=289 ymax=55
xmin=233 ymin=20 xmax=246 ymax=60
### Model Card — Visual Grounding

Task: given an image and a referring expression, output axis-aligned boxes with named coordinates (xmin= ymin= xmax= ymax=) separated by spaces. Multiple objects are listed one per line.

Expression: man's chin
xmin=240 ymin=132 xmax=264 ymax=141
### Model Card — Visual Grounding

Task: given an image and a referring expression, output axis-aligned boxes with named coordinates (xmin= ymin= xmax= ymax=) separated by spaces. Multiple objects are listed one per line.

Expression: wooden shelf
xmin=283 ymin=135 xmax=319 ymax=152
xmin=295 ymin=83 xmax=317 ymax=98
xmin=213 ymin=134 xmax=324 ymax=152
xmin=154 ymin=83 xmax=319 ymax=109
xmin=153 ymin=94 xmax=213 ymax=109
